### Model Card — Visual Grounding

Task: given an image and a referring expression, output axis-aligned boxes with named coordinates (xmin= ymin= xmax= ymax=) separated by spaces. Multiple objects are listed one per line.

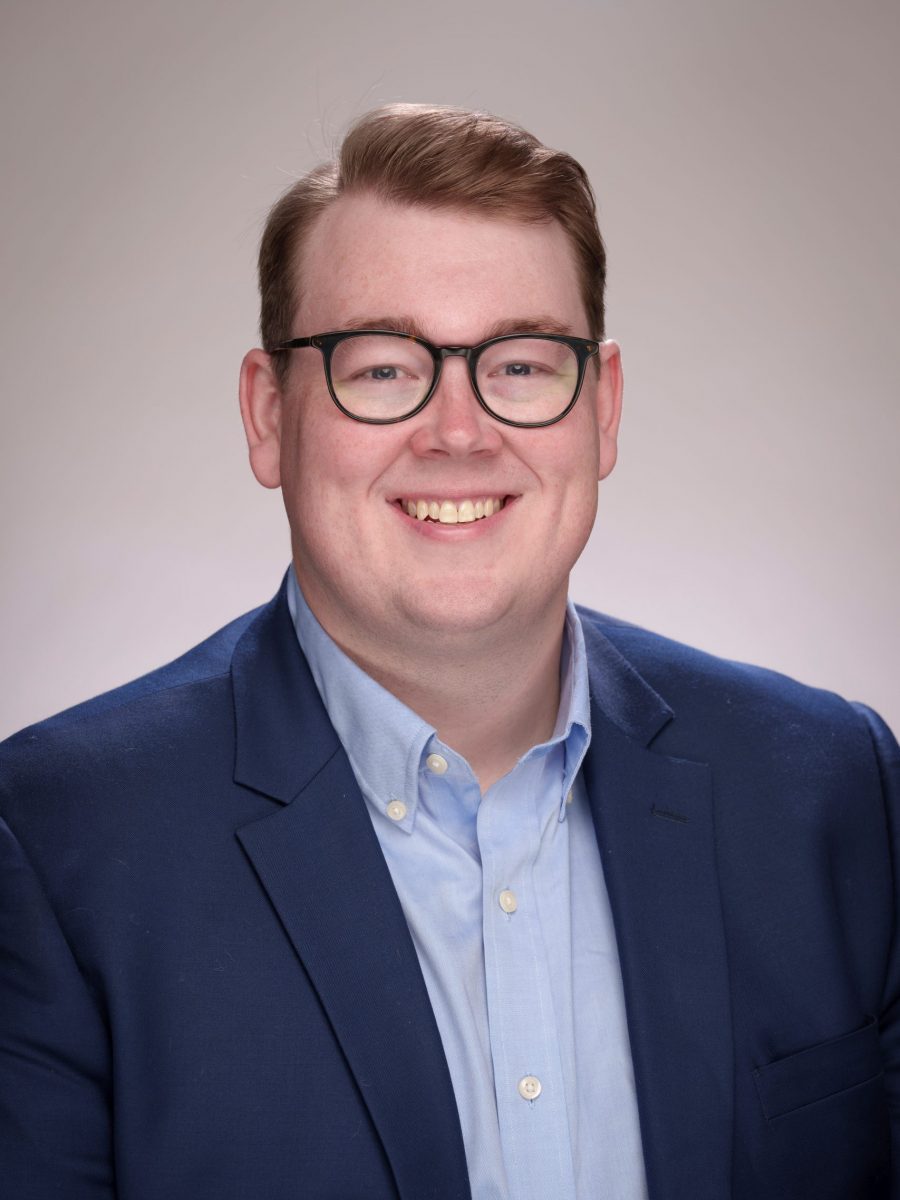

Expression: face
xmin=240 ymin=192 xmax=622 ymax=661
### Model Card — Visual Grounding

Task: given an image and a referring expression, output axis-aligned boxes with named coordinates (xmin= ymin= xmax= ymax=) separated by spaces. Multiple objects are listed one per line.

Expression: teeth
xmin=403 ymin=496 xmax=506 ymax=524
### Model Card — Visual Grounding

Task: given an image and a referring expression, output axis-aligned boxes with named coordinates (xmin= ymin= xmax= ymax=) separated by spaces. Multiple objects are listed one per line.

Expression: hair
xmin=258 ymin=103 xmax=606 ymax=384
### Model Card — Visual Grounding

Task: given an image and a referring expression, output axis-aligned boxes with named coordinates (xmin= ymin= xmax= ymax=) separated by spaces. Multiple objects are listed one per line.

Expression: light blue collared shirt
xmin=287 ymin=569 xmax=647 ymax=1200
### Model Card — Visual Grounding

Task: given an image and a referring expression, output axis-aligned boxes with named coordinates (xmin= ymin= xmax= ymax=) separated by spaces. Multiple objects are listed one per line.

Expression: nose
xmin=407 ymin=355 xmax=502 ymax=458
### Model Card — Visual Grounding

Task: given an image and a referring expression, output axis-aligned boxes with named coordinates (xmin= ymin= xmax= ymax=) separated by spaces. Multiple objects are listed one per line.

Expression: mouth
xmin=396 ymin=495 xmax=510 ymax=525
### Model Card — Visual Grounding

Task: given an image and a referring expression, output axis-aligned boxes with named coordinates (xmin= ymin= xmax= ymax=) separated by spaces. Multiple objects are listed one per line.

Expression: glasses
xmin=273 ymin=329 xmax=600 ymax=427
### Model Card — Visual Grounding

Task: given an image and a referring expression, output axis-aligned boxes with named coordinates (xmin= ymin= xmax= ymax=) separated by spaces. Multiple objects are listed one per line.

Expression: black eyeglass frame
xmin=272 ymin=329 xmax=601 ymax=428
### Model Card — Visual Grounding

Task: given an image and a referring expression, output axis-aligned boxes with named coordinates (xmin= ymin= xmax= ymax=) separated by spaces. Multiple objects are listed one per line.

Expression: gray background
xmin=2 ymin=0 xmax=898 ymax=738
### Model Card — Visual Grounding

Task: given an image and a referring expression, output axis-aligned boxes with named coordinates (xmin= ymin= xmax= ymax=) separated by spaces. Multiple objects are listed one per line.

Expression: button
xmin=566 ymin=789 xmax=574 ymax=805
xmin=425 ymin=753 xmax=448 ymax=775
xmin=386 ymin=800 xmax=407 ymax=821
xmin=498 ymin=889 xmax=518 ymax=914
xmin=518 ymin=1075 xmax=542 ymax=1101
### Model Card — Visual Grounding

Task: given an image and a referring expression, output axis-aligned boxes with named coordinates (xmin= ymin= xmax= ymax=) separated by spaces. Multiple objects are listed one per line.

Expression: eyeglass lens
xmin=329 ymin=335 xmax=580 ymax=423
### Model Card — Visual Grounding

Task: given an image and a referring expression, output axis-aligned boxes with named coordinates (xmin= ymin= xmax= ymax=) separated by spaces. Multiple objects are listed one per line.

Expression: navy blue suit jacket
xmin=2 ymin=581 xmax=899 ymax=1199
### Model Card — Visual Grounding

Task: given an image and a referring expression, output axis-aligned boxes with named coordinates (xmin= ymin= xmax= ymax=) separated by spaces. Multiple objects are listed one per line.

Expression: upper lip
xmin=392 ymin=491 xmax=515 ymax=502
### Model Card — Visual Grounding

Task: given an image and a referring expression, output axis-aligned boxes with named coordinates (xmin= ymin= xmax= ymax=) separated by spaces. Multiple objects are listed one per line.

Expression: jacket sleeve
xmin=853 ymin=703 xmax=900 ymax=1196
xmin=0 ymin=815 xmax=116 ymax=1198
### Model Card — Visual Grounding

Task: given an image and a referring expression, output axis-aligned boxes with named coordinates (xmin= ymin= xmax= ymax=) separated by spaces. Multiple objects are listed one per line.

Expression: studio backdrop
xmin=2 ymin=0 xmax=897 ymax=737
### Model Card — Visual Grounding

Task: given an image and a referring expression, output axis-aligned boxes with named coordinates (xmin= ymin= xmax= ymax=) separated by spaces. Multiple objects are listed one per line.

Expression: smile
xmin=400 ymin=496 xmax=508 ymax=524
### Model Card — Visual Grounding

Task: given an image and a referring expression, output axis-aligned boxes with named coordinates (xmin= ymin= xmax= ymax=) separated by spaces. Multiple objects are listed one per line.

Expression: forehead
xmin=293 ymin=191 xmax=585 ymax=339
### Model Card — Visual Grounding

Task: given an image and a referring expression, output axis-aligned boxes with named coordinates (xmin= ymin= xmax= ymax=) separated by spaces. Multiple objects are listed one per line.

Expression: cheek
xmin=278 ymin=406 xmax=335 ymax=530
xmin=282 ymin=403 xmax=400 ymax=510
xmin=530 ymin=417 xmax=601 ymax=495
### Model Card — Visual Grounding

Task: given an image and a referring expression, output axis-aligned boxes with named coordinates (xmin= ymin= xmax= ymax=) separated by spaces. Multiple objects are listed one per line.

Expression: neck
xmin=361 ymin=623 xmax=564 ymax=793
xmin=304 ymin=585 xmax=568 ymax=794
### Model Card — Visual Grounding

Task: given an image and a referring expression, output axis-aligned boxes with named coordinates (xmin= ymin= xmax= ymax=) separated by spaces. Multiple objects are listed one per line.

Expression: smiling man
xmin=240 ymin=184 xmax=620 ymax=793
xmin=1 ymin=105 xmax=899 ymax=1200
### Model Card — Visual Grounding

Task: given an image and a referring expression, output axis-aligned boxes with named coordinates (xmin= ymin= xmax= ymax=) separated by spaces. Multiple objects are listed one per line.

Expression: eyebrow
xmin=338 ymin=314 xmax=576 ymax=342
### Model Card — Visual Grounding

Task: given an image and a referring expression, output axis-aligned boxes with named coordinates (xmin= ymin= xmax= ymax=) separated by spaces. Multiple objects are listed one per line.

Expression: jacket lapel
xmin=231 ymin=585 xmax=471 ymax=1200
xmin=581 ymin=619 xmax=734 ymax=1200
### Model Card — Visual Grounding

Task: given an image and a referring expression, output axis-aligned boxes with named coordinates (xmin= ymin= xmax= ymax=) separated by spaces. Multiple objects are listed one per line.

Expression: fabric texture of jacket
xmin=1 ymin=579 xmax=898 ymax=1199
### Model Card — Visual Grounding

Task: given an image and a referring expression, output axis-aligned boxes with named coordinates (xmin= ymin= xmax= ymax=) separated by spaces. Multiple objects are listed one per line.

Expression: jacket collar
xmin=232 ymin=578 xmax=341 ymax=803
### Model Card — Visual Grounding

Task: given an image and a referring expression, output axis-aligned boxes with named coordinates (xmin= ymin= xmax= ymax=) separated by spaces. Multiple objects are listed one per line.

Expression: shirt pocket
xmin=753 ymin=1016 xmax=883 ymax=1121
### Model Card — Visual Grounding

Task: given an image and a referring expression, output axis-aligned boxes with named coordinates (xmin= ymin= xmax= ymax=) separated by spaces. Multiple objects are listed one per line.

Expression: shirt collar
xmin=286 ymin=567 xmax=592 ymax=829
xmin=554 ymin=602 xmax=592 ymax=817
xmin=287 ymin=568 xmax=430 ymax=831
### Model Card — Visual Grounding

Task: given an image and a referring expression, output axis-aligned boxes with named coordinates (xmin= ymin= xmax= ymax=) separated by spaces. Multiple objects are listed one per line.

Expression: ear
xmin=239 ymin=349 xmax=284 ymax=489
xmin=594 ymin=340 xmax=623 ymax=481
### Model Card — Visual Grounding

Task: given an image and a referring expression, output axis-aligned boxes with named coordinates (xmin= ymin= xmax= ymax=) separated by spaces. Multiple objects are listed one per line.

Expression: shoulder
xmin=576 ymin=603 xmax=852 ymax=715
xmin=576 ymin=604 xmax=892 ymax=774
xmin=0 ymin=600 xmax=268 ymax=798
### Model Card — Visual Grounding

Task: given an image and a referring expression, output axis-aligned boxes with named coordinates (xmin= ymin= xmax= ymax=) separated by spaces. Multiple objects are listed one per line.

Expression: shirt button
xmin=386 ymin=800 xmax=407 ymax=821
xmin=518 ymin=1075 xmax=542 ymax=1101
xmin=498 ymin=889 xmax=518 ymax=914
xmin=425 ymin=753 xmax=449 ymax=775
xmin=566 ymin=788 xmax=574 ymax=805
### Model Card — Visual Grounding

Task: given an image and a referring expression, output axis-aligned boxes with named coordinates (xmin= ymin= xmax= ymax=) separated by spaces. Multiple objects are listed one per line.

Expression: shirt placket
xmin=478 ymin=763 xmax=577 ymax=1200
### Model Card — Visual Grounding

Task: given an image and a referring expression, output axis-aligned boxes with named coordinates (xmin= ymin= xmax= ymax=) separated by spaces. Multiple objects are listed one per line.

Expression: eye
xmin=345 ymin=362 xmax=421 ymax=384
xmin=489 ymin=358 xmax=552 ymax=379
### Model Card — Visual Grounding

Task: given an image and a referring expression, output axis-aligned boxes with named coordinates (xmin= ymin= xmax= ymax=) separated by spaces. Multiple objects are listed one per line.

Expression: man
xmin=1 ymin=104 xmax=898 ymax=1200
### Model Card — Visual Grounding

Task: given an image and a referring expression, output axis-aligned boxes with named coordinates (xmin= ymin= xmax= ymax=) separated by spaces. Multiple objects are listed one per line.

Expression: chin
xmin=395 ymin=578 xmax=523 ymax=639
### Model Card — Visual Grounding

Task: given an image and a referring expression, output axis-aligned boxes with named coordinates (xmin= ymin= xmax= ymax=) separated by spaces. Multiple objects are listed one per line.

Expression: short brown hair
xmin=258 ymin=104 xmax=606 ymax=382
